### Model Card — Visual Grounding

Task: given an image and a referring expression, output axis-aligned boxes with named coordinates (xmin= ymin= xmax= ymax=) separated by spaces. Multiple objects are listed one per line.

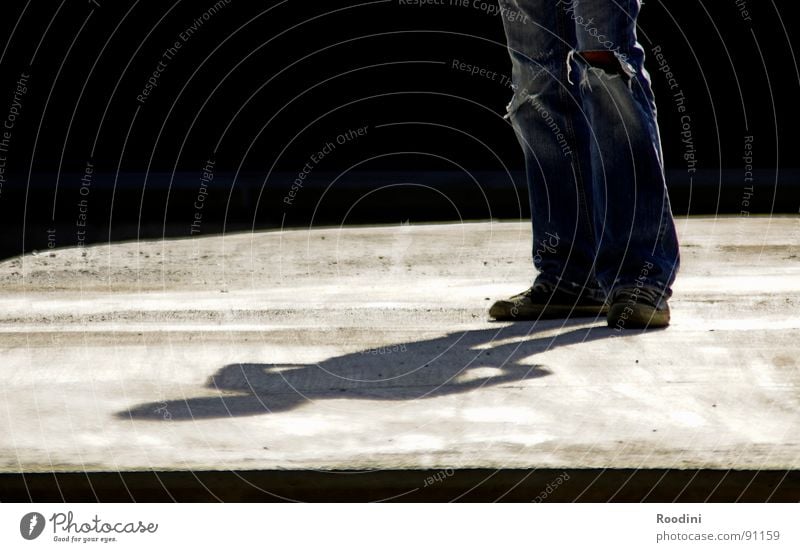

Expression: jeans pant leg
xmin=499 ymin=0 xmax=602 ymax=296
xmin=565 ymin=0 xmax=680 ymax=296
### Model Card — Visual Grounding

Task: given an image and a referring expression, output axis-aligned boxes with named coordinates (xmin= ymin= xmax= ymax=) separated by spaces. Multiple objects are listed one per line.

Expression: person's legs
xmin=492 ymin=0 xmax=678 ymax=325
xmin=564 ymin=0 xmax=680 ymax=303
xmin=499 ymin=0 xmax=602 ymax=298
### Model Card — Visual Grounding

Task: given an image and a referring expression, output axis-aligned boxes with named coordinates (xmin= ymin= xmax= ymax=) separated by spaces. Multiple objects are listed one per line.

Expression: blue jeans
xmin=500 ymin=0 xmax=679 ymax=298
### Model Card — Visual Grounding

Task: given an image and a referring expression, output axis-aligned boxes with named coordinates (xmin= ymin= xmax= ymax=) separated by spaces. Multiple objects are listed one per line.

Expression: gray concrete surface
xmin=1 ymin=216 xmax=799 ymax=472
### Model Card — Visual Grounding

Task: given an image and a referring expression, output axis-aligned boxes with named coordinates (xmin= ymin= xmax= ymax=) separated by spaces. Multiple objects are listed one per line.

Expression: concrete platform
xmin=1 ymin=217 xmax=799 ymax=477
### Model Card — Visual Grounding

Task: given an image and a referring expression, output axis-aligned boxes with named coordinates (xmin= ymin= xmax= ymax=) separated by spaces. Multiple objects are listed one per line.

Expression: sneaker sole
xmin=489 ymin=301 xmax=608 ymax=321
xmin=607 ymin=303 xmax=670 ymax=329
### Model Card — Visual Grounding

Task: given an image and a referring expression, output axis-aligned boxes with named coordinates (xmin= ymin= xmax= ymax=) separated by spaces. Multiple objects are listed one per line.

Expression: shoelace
xmin=528 ymin=280 xmax=606 ymax=303
xmin=529 ymin=280 xmax=555 ymax=295
xmin=612 ymin=286 xmax=664 ymax=307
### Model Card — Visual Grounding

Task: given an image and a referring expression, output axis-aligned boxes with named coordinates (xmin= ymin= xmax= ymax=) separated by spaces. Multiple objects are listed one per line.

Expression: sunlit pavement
xmin=1 ymin=216 xmax=798 ymax=472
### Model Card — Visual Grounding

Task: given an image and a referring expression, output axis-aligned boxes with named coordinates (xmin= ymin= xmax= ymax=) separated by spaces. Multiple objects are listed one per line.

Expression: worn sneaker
xmin=607 ymin=286 xmax=670 ymax=329
xmin=489 ymin=279 xmax=607 ymax=320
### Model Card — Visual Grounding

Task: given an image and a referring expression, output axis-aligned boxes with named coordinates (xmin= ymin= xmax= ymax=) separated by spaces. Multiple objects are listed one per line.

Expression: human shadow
xmin=119 ymin=318 xmax=618 ymax=421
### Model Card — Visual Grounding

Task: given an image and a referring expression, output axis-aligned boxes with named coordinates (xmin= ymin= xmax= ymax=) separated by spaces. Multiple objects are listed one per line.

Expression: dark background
xmin=0 ymin=0 xmax=797 ymax=258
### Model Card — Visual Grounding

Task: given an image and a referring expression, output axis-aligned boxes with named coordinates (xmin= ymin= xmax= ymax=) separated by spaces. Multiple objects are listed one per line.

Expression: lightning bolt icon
xmin=28 ymin=514 xmax=38 ymax=536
